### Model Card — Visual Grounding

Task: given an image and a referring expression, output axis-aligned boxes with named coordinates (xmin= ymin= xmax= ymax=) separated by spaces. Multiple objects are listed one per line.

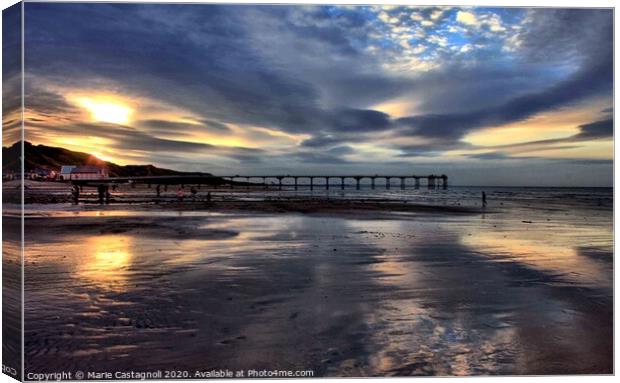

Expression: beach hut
xmin=70 ymin=166 xmax=109 ymax=180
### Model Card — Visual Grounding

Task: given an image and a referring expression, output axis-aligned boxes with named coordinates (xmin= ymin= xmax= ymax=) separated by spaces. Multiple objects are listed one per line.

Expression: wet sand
xmin=19 ymin=199 xmax=612 ymax=376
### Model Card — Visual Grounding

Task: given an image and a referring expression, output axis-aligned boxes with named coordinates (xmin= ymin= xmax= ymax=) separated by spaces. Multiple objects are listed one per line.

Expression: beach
xmin=7 ymin=185 xmax=613 ymax=376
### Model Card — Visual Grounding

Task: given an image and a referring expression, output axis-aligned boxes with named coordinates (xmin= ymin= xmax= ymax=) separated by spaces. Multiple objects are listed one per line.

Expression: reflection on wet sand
xmin=23 ymin=205 xmax=612 ymax=376
xmin=76 ymin=236 xmax=133 ymax=292
xmin=463 ymin=231 xmax=611 ymax=289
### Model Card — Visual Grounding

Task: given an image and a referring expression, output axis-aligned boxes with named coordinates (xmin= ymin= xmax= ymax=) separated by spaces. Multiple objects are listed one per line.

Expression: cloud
xmin=137 ymin=119 xmax=231 ymax=137
xmin=15 ymin=4 xmax=613 ymax=184
xmin=396 ymin=30 xmax=612 ymax=145
xmin=456 ymin=11 xmax=479 ymax=26
xmin=574 ymin=119 xmax=613 ymax=140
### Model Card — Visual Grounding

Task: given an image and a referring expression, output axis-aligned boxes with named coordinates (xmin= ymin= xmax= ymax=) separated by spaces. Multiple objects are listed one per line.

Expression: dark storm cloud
xmin=326 ymin=145 xmax=355 ymax=156
xmin=574 ymin=119 xmax=613 ymax=140
xmin=2 ymin=3 xmax=21 ymax=80
xmin=397 ymin=51 xmax=612 ymax=142
xmin=293 ymin=151 xmax=351 ymax=164
xmin=517 ymin=8 xmax=613 ymax=64
xmin=26 ymin=120 xmax=267 ymax=164
xmin=468 ymin=152 xmax=515 ymax=160
xmin=198 ymin=119 xmax=231 ymax=132
xmin=328 ymin=108 xmax=392 ymax=132
xmin=301 ymin=135 xmax=351 ymax=148
xmin=71 ymin=123 xmax=217 ymax=153
xmin=138 ymin=119 xmax=231 ymax=137
xmin=25 ymin=89 xmax=79 ymax=117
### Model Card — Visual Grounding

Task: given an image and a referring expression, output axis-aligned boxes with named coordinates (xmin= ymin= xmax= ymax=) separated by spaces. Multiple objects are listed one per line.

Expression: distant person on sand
xmin=207 ymin=191 xmax=212 ymax=202
xmin=71 ymin=185 xmax=80 ymax=205
xmin=105 ymin=186 xmax=111 ymax=204
xmin=156 ymin=184 xmax=161 ymax=198
xmin=97 ymin=185 xmax=105 ymax=205
xmin=190 ymin=186 xmax=197 ymax=201
xmin=482 ymin=191 xmax=487 ymax=207
xmin=177 ymin=187 xmax=184 ymax=204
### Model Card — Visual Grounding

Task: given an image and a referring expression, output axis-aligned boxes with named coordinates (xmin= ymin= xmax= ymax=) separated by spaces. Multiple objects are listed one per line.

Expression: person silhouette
xmin=71 ymin=185 xmax=80 ymax=205
xmin=177 ymin=187 xmax=185 ymax=204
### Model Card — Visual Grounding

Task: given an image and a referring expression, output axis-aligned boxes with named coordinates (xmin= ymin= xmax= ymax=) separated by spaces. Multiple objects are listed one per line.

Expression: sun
xmin=74 ymin=96 xmax=133 ymax=125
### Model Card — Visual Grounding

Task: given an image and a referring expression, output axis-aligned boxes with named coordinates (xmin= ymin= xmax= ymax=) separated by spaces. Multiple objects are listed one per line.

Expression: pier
xmin=70 ymin=174 xmax=448 ymax=190
xmin=220 ymin=174 xmax=448 ymax=190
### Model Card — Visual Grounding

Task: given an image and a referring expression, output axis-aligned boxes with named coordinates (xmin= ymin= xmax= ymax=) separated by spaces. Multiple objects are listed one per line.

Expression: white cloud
xmin=411 ymin=44 xmax=427 ymax=54
xmin=421 ymin=19 xmax=434 ymax=27
xmin=456 ymin=11 xmax=479 ymax=26
xmin=410 ymin=12 xmax=424 ymax=22
xmin=460 ymin=44 xmax=473 ymax=53
xmin=430 ymin=9 xmax=444 ymax=20
xmin=428 ymin=34 xmax=448 ymax=47
xmin=502 ymin=34 xmax=523 ymax=52
xmin=477 ymin=13 xmax=507 ymax=33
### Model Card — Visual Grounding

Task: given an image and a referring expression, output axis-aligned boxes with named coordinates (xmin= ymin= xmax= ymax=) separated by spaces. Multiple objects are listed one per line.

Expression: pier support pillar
xmin=428 ymin=176 xmax=436 ymax=189
xmin=310 ymin=177 xmax=314 ymax=191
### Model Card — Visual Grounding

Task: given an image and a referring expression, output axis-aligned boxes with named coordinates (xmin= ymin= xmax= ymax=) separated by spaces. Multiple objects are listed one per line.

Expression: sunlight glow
xmin=463 ymin=101 xmax=608 ymax=147
xmin=74 ymin=96 xmax=133 ymax=125
xmin=77 ymin=235 xmax=133 ymax=291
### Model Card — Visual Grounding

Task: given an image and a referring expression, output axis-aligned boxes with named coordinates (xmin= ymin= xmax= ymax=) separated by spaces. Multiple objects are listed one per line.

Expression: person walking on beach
xmin=156 ymin=184 xmax=161 ymax=198
xmin=177 ymin=187 xmax=185 ymax=204
xmin=105 ymin=186 xmax=111 ymax=204
xmin=71 ymin=185 xmax=80 ymax=205
xmin=482 ymin=191 xmax=487 ymax=207
xmin=97 ymin=185 xmax=105 ymax=205
xmin=190 ymin=186 xmax=197 ymax=201
xmin=207 ymin=191 xmax=212 ymax=202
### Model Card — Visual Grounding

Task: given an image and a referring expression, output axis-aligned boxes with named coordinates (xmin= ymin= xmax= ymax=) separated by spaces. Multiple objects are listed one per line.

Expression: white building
xmin=59 ymin=165 xmax=76 ymax=180
xmin=69 ymin=166 xmax=109 ymax=180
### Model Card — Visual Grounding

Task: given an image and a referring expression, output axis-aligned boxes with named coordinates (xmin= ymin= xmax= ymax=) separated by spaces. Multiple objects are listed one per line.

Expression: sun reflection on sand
xmin=76 ymin=235 xmax=133 ymax=291
xmin=462 ymin=229 xmax=611 ymax=288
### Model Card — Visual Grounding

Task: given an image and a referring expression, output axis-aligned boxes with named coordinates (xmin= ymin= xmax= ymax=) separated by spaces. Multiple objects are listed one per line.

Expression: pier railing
xmin=71 ymin=174 xmax=448 ymax=190
xmin=220 ymin=175 xmax=448 ymax=190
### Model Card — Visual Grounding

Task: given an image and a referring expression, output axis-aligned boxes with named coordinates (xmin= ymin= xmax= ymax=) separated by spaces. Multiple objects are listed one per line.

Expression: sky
xmin=3 ymin=3 xmax=614 ymax=186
